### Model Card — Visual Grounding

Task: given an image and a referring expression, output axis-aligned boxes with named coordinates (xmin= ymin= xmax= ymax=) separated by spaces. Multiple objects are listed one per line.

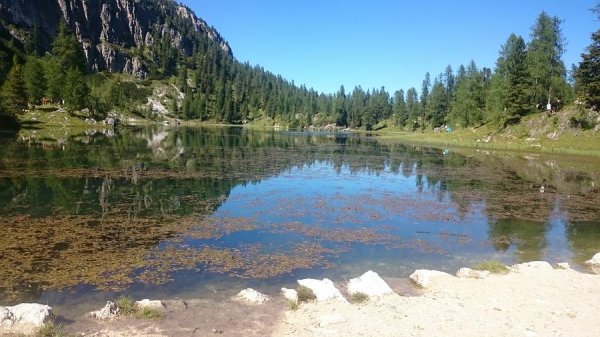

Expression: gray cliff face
xmin=0 ymin=0 xmax=232 ymax=77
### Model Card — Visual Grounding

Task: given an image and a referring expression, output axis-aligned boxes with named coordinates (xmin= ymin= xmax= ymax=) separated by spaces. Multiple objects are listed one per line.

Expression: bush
xmin=116 ymin=295 xmax=137 ymax=316
xmin=35 ymin=322 xmax=69 ymax=337
xmin=350 ymin=292 xmax=369 ymax=304
xmin=297 ymin=285 xmax=316 ymax=303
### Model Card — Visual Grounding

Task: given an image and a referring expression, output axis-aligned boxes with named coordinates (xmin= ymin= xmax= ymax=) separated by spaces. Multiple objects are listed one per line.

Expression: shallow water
xmin=1 ymin=126 xmax=599 ymax=316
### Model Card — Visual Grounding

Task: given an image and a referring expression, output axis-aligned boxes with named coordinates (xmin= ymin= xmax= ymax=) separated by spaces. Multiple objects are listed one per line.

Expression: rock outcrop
xmin=409 ymin=269 xmax=454 ymax=288
xmin=585 ymin=252 xmax=600 ymax=266
xmin=346 ymin=270 xmax=393 ymax=297
xmin=0 ymin=0 xmax=232 ymax=77
xmin=88 ymin=301 xmax=119 ymax=320
xmin=456 ymin=267 xmax=490 ymax=279
xmin=0 ymin=303 xmax=53 ymax=335
xmin=236 ymin=288 xmax=270 ymax=304
xmin=297 ymin=278 xmax=348 ymax=303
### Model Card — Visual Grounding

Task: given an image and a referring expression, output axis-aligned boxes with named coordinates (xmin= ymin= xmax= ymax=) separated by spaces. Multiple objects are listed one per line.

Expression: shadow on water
xmin=0 ymin=126 xmax=599 ymax=306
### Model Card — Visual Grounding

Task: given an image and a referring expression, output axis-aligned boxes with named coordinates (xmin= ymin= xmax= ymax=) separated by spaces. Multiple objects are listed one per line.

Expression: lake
xmin=1 ymin=126 xmax=599 ymax=313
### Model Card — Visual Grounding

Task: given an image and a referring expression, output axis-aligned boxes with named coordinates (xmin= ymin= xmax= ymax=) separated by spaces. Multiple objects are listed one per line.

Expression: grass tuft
xmin=350 ymin=292 xmax=370 ymax=304
xmin=35 ymin=322 xmax=69 ymax=337
xmin=116 ymin=295 xmax=137 ymax=316
xmin=286 ymin=299 xmax=299 ymax=311
xmin=473 ymin=259 xmax=509 ymax=274
xmin=296 ymin=285 xmax=316 ymax=303
xmin=136 ymin=307 xmax=162 ymax=319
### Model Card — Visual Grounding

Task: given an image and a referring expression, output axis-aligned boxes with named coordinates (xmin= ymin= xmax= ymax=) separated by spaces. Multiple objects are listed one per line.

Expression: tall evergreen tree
xmin=63 ymin=67 xmax=89 ymax=111
xmin=392 ymin=89 xmax=406 ymax=126
xmin=577 ymin=5 xmax=600 ymax=109
xmin=1 ymin=57 xmax=27 ymax=116
xmin=23 ymin=56 xmax=47 ymax=104
xmin=52 ymin=20 xmax=87 ymax=74
xmin=527 ymin=12 xmax=567 ymax=108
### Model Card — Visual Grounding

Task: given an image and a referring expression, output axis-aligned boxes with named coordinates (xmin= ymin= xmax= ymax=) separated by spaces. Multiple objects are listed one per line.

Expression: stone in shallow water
xmin=456 ymin=268 xmax=490 ymax=279
xmin=409 ymin=270 xmax=454 ymax=288
xmin=88 ymin=301 xmax=119 ymax=320
xmin=585 ymin=253 xmax=600 ymax=266
xmin=236 ymin=288 xmax=269 ymax=304
xmin=556 ymin=262 xmax=571 ymax=270
xmin=281 ymin=288 xmax=298 ymax=303
xmin=347 ymin=270 xmax=394 ymax=297
xmin=297 ymin=278 xmax=348 ymax=303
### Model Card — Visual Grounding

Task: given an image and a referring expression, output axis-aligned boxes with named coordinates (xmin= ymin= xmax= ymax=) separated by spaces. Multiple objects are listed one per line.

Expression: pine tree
xmin=24 ymin=56 xmax=47 ymax=104
xmin=52 ymin=20 xmax=87 ymax=74
xmin=1 ymin=58 xmax=27 ymax=116
xmin=63 ymin=67 xmax=89 ymax=111
xmin=392 ymin=89 xmax=406 ymax=127
xmin=527 ymin=12 xmax=567 ymax=108
xmin=577 ymin=6 xmax=600 ymax=109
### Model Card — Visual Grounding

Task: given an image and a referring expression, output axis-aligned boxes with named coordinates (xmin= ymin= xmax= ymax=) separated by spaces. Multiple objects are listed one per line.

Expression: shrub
xmin=350 ymin=292 xmax=369 ymax=304
xmin=297 ymin=286 xmax=316 ymax=303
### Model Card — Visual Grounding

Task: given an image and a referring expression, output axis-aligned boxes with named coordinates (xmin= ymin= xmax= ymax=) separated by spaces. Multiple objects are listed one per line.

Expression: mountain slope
xmin=0 ymin=0 xmax=232 ymax=77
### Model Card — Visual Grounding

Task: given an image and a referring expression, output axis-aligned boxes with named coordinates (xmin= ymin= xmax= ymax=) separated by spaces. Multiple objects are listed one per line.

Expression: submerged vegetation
xmin=473 ymin=260 xmax=510 ymax=274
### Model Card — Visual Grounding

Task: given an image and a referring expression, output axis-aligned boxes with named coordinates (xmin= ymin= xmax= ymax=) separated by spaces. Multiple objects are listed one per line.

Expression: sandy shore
xmin=273 ymin=264 xmax=600 ymax=337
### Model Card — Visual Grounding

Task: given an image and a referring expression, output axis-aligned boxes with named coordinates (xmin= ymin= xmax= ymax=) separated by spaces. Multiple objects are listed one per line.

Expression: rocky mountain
xmin=0 ymin=0 xmax=232 ymax=77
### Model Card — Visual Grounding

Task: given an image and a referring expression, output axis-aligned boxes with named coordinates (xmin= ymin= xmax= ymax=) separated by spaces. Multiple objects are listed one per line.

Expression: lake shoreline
xmin=3 ymin=258 xmax=600 ymax=336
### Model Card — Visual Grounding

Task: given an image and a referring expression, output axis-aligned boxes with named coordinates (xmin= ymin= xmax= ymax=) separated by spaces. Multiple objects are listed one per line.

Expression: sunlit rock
xmin=297 ymin=278 xmax=348 ymax=303
xmin=236 ymin=288 xmax=269 ymax=304
xmin=585 ymin=253 xmax=600 ymax=266
xmin=347 ymin=270 xmax=393 ymax=297
xmin=281 ymin=288 xmax=298 ymax=303
xmin=135 ymin=299 xmax=164 ymax=309
xmin=456 ymin=268 xmax=490 ymax=279
xmin=409 ymin=270 xmax=454 ymax=288
xmin=512 ymin=261 xmax=553 ymax=272
xmin=88 ymin=301 xmax=119 ymax=320
xmin=556 ymin=262 xmax=571 ymax=270
xmin=0 ymin=303 xmax=53 ymax=334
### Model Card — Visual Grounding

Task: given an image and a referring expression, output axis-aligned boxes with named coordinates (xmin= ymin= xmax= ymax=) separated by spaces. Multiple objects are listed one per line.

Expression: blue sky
xmin=183 ymin=0 xmax=597 ymax=95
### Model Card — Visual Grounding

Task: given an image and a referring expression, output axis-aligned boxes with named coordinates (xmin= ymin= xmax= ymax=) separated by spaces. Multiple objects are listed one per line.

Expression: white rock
xmin=88 ymin=301 xmax=119 ymax=320
xmin=236 ymin=288 xmax=269 ymax=304
xmin=0 ymin=303 xmax=53 ymax=334
xmin=297 ymin=278 xmax=348 ymax=303
xmin=135 ymin=299 xmax=164 ymax=309
xmin=347 ymin=270 xmax=393 ymax=297
xmin=512 ymin=261 xmax=553 ymax=271
xmin=456 ymin=268 xmax=490 ymax=279
xmin=409 ymin=270 xmax=454 ymax=288
xmin=556 ymin=262 xmax=571 ymax=270
xmin=585 ymin=253 xmax=600 ymax=266
xmin=281 ymin=288 xmax=298 ymax=303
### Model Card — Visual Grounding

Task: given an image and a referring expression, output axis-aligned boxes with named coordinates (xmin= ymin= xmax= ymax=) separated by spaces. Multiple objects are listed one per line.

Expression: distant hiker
xmin=546 ymin=102 xmax=552 ymax=117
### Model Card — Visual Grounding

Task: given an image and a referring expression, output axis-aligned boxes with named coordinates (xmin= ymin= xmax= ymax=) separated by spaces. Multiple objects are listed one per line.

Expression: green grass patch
xmin=35 ymin=322 xmax=69 ymax=337
xmin=286 ymin=299 xmax=299 ymax=311
xmin=473 ymin=259 xmax=509 ymax=274
xmin=116 ymin=295 xmax=137 ymax=316
xmin=136 ymin=307 xmax=162 ymax=319
xmin=350 ymin=292 xmax=370 ymax=304
xmin=297 ymin=285 xmax=316 ymax=303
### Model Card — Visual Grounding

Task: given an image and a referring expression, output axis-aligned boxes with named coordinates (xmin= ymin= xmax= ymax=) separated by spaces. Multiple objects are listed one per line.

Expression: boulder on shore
xmin=585 ymin=253 xmax=600 ymax=266
xmin=88 ymin=301 xmax=120 ymax=320
xmin=512 ymin=261 xmax=553 ymax=272
xmin=0 ymin=303 xmax=53 ymax=334
xmin=236 ymin=288 xmax=270 ymax=304
xmin=136 ymin=299 xmax=164 ymax=309
xmin=297 ymin=278 xmax=348 ymax=303
xmin=281 ymin=288 xmax=298 ymax=303
xmin=409 ymin=270 xmax=454 ymax=288
xmin=347 ymin=270 xmax=394 ymax=297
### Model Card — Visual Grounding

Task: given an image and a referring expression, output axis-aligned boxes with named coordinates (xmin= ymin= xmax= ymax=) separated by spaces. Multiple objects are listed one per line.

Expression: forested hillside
xmin=0 ymin=0 xmax=598 ymax=132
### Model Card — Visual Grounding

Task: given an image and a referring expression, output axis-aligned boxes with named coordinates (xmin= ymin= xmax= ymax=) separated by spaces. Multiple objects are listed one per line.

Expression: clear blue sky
xmin=182 ymin=0 xmax=597 ymax=95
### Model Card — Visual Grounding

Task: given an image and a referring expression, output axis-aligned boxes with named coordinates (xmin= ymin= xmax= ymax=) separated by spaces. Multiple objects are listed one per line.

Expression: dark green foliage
xmin=1 ymin=60 xmax=27 ymax=115
xmin=24 ymin=56 xmax=47 ymax=104
xmin=63 ymin=67 xmax=89 ymax=111
xmin=52 ymin=20 xmax=87 ymax=74
xmin=578 ymin=30 xmax=600 ymax=109
xmin=297 ymin=285 xmax=316 ymax=303
xmin=527 ymin=12 xmax=568 ymax=108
